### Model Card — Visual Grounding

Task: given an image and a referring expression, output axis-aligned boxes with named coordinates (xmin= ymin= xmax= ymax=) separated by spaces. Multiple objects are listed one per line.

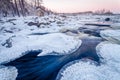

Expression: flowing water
xmin=4 ymin=38 xmax=103 ymax=80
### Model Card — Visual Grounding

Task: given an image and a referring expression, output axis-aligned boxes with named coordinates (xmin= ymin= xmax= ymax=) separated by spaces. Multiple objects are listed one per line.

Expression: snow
xmin=96 ymin=41 xmax=120 ymax=73
xmin=0 ymin=14 xmax=120 ymax=80
xmin=0 ymin=33 xmax=81 ymax=64
xmin=100 ymin=30 xmax=120 ymax=44
xmin=0 ymin=15 xmax=85 ymax=64
xmin=57 ymin=59 xmax=120 ymax=80
xmin=0 ymin=66 xmax=18 ymax=80
xmin=111 ymin=23 xmax=120 ymax=29
xmin=57 ymin=29 xmax=120 ymax=80
xmin=97 ymin=42 xmax=120 ymax=61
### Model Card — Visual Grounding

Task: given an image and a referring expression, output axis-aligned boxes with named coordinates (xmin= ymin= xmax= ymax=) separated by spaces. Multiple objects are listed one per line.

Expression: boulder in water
xmin=105 ymin=18 xmax=111 ymax=21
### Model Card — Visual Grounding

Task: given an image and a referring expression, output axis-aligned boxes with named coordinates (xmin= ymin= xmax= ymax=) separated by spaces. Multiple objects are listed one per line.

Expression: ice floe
xmin=57 ymin=59 xmax=120 ymax=80
xmin=0 ymin=66 xmax=18 ymax=80
xmin=96 ymin=41 xmax=120 ymax=73
xmin=0 ymin=33 xmax=81 ymax=64
xmin=100 ymin=30 xmax=120 ymax=44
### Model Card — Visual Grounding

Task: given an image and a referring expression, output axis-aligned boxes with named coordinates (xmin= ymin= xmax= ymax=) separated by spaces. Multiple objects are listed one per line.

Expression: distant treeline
xmin=57 ymin=9 xmax=117 ymax=15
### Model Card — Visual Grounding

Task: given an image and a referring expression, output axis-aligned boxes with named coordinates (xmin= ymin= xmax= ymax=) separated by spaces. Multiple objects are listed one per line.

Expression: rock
xmin=57 ymin=21 xmax=63 ymax=24
xmin=39 ymin=22 xmax=50 ymax=26
xmin=6 ymin=19 xmax=16 ymax=22
xmin=4 ymin=30 xmax=13 ymax=33
xmin=6 ymin=19 xmax=16 ymax=25
xmin=28 ymin=22 xmax=50 ymax=28
xmin=105 ymin=18 xmax=110 ymax=21
xmin=28 ymin=22 xmax=39 ymax=27
xmin=1 ymin=38 xmax=12 ymax=48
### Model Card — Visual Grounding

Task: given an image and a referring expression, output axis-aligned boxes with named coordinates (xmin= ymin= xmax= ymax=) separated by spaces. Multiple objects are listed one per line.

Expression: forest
xmin=0 ymin=0 xmax=52 ymax=17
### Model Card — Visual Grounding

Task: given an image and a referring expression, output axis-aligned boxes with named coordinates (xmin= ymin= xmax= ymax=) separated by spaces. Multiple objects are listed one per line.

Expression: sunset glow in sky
xmin=43 ymin=0 xmax=120 ymax=13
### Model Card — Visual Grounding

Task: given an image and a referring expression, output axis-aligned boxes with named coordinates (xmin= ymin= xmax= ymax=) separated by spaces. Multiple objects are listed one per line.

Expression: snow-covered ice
xmin=0 ymin=14 xmax=120 ymax=80
xmin=0 ymin=66 xmax=18 ymax=80
xmin=100 ymin=30 xmax=120 ymax=44
xmin=96 ymin=41 xmax=120 ymax=73
xmin=0 ymin=33 xmax=81 ymax=64
xmin=57 ymin=28 xmax=120 ymax=80
xmin=57 ymin=59 xmax=120 ymax=80
xmin=111 ymin=23 xmax=120 ymax=29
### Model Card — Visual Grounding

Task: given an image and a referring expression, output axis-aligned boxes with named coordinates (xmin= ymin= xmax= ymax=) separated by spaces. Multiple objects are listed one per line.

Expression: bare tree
xmin=0 ymin=0 xmax=11 ymax=17
xmin=19 ymin=0 xmax=26 ymax=16
xmin=0 ymin=0 xmax=50 ymax=17
xmin=14 ymin=0 xmax=20 ymax=16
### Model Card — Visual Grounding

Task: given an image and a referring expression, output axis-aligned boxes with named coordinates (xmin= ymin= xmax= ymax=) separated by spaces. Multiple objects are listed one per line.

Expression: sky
xmin=43 ymin=0 xmax=120 ymax=13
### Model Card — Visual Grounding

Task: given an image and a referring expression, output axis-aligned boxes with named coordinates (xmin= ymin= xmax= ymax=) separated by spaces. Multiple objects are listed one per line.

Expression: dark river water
xmin=4 ymin=38 xmax=103 ymax=80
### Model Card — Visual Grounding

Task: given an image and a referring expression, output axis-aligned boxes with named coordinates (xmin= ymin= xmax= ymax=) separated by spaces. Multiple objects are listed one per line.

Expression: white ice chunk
xmin=96 ymin=42 xmax=120 ymax=72
xmin=0 ymin=33 xmax=81 ymax=64
xmin=0 ymin=66 xmax=18 ymax=80
xmin=100 ymin=30 xmax=120 ymax=44
xmin=57 ymin=60 xmax=120 ymax=80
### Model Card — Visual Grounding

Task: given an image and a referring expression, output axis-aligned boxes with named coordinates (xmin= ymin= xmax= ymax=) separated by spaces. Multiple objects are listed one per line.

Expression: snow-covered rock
xmin=57 ymin=59 xmax=120 ymax=80
xmin=0 ymin=66 xmax=18 ymax=80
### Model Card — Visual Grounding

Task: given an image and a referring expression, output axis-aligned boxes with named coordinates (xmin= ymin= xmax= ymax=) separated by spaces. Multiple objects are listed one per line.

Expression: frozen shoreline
xmin=0 ymin=14 xmax=120 ymax=80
